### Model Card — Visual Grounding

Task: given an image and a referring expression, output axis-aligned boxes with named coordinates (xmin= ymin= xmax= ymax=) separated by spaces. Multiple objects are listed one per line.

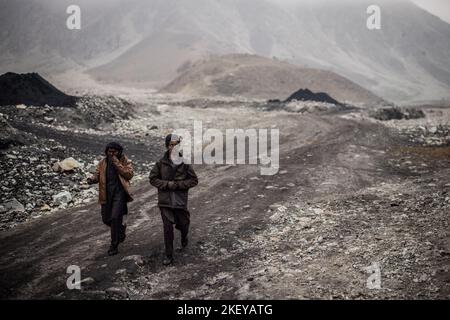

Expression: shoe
xmin=108 ymin=245 xmax=119 ymax=256
xmin=181 ymin=237 xmax=188 ymax=248
xmin=163 ymin=256 xmax=173 ymax=266
xmin=119 ymin=225 xmax=126 ymax=243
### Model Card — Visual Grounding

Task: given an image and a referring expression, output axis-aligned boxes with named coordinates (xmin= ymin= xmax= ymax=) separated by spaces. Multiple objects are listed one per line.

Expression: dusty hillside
xmin=159 ymin=54 xmax=386 ymax=106
xmin=2 ymin=0 xmax=449 ymax=103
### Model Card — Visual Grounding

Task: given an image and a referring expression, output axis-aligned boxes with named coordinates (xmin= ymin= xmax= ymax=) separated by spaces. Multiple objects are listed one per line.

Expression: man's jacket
xmin=149 ymin=152 xmax=198 ymax=209
xmin=90 ymin=155 xmax=134 ymax=204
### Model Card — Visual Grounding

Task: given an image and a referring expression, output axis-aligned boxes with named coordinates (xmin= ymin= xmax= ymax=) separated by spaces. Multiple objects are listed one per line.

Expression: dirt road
xmin=1 ymin=105 xmax=449 ymax=299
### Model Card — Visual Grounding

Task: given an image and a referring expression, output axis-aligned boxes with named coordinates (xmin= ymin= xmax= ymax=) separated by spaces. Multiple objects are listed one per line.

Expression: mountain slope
xmin=1 ymin=0 xmax=449 ymax=103
xmin=160 ymin=54 xmax=385 ymax=105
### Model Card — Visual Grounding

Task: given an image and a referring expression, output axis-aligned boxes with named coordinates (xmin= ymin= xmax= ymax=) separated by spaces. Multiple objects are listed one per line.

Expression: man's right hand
xmin=167 ymin=181 xmax=177 ymax=190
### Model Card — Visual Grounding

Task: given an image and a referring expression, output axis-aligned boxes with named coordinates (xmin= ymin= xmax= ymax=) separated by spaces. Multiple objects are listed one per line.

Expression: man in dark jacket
xmin=149 ymin=134 xmax=198 ymax=265
xmin=87 ymin=142 xmax=134 ymax=256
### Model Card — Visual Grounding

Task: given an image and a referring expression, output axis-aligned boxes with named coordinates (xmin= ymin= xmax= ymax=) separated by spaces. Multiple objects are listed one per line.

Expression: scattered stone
xmin=370 ymin=107 xmax=425 ymax=121
xmin=122 ymin=255 xmax=145 ymax=266
xmin=105 ymin=286 xmax=128 ymax=298
xmin=269 ymin=204 xmax=281 ymax=210
xmin=53 ymin=157 xmax=81 ymax=172
xmin=52 ymin=191 xmax=72 ymax=206
xmin=40 ymin=204 xmax=51 ymax=211
xmin=3 ymin=198 xmax=25 ymax=212
xmin=80 ymin=277 xmax=95 ymax=285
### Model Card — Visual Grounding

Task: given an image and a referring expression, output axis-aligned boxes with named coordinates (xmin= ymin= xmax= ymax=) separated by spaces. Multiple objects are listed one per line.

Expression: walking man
xmin=87 ymin=142 xmax=134 ymax=256
xmin=149 ymin=134 xmax=198 ymax=265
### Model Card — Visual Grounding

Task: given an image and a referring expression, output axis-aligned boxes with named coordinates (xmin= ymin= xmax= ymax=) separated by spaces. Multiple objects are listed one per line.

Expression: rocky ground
xmin=0 ymin=96 xmax=160 ymax=230
xmin=0 ymin=94 xmax=449 ymax=300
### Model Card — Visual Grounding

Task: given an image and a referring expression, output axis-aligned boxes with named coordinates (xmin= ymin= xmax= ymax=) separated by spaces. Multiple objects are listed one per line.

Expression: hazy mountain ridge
xmin=160 ymin=54 xmax=386 ymax=105
xmin=1 ymin=0 xmax=449 ymax=103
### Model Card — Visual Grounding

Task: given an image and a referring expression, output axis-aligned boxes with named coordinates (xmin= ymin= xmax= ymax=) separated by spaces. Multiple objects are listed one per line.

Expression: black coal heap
xmin=0 ymin=72 xmax=77 ymax=107
xmin=284 ymin=88 xmax=340 ymax=105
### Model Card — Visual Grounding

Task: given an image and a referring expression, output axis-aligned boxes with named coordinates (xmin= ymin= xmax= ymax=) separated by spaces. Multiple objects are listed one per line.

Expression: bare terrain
xmin=1 ymin=93 xmax=450 ymax=300
xmin=160 ymin=54 xmax=386 ymax=106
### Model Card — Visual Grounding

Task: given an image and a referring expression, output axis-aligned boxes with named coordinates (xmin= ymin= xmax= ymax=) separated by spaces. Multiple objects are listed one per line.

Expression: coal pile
xmin=369 ymin=107 xmax=425 ymax=121
xmin=284 ymin=88 xmax=340 ymax=105
xmin=0 ymin=72 xmax=77 ymax=107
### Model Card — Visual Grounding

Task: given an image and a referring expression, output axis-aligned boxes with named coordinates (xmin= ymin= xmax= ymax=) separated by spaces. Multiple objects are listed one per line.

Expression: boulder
xmin=122 ymin=255 xmax=145 ymax=266
xmin=53 ymin=157 xmax=81 ymax=172
xmin=2 ymin=198 xmax=25 ymax=213
xmin=52 ymin=191 xmax=72 ymax=206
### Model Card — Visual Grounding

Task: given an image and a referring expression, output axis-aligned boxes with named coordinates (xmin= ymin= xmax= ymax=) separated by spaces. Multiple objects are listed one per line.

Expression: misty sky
xmin=39 ymin=0 xmax=450 ymax=24
xmin=411 ymin=0 xmax=450 ymax=23
xmin=269 ymin=0 xmax=450 ymax=24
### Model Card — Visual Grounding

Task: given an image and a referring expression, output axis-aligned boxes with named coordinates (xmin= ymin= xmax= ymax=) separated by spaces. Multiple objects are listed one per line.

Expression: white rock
xmin=52 ymin=191 xmax=72 ymax=206
xmin=54 ymin=157 xmax=81 ymax=172
xmin=313 ymin=208 xmax=324 ymax=215
xmin=122 ymin=255 xmax=144 ymax=266
xmin=269 ymin=204 xmax=281 ymax=210
xmin=115 ymin=269 xmax=127 ymax=275
xmin=40 ymin=204 xmax=51 ymax=211
xmin=269 ymin=211 xmax=283 ymax=223
xmin=80 ymin=277 xmax=95 ymax=285
xmin=3 ymin=198 xmax=25 ymax=212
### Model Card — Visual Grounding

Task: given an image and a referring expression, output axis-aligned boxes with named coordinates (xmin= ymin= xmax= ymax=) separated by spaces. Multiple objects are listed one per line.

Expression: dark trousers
xmin=160 ymin=207 xmax=190 ymax=257
xmin=101 ymin=197 xmax=127 ymax=248
xmin=110 ymin=215 xmax=124 ymax=248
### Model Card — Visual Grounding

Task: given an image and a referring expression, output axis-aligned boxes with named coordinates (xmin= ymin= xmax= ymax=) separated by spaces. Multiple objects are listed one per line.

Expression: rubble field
xmin=0 ymin=94 xmax=449 ymax=300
